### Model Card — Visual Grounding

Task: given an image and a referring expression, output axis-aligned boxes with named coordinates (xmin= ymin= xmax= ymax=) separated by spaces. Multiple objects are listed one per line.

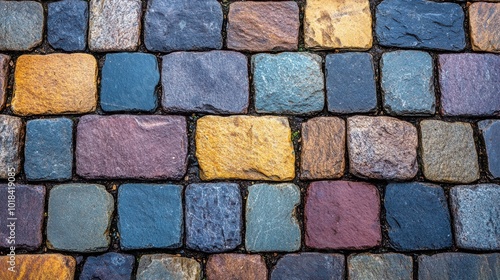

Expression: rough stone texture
xmin=348 ymin=253 xmax=413 ymax=280
xmin=347 ymin=116 xmax=418 ymax=180
xmin=185 ymin=183 xmax=242 ymax=253
xmin=253 ymin=53 xmax=324 ymax=115
xmin=12 ymin=53 xmax=97 ymax=116
xmin=381 ymin=51 xmax=435 ymax=116
xmin=419 ymin=253 xmax=500 ymax=280
xmin=326 ymin=53 xmax=377 ymax=113
xmin=420 ymin=120 xmax=479 ymax=183
xmin=196 ymin=116 xmax=295 ymax=181
xmin=144 ymin=0 xmax=223 ymax=51
xmin=376 ymin=0 xmax=465 ymax=50
xmin=162 ymin=51 xmax=249 ymax=114
xmin=100 ymin=53 xmax=159 ymax=112
xmin=385 ymin=182 xmax=452 ymax=251
xmin=479 ymin=120 xmax=500 ymax=178
xmin=305 ymin=181 xmax=381 ymax=250
xmin=300 ymin=117 xmax=345 ymax=180
xmin=76 ymin=115 xmax=188 ymax=179
xmin=246 ymin=183 xmax=301 ymax=252
xmin=450 ymin=184 xmax=500 ymax=250
xmin=0 ymin=115 xmax=22 ymax=179
xmin=304 ymin=0 xmax=372 ymax=49
xmin=80 ymin=253 xmax=135 ymax=280
xmin=24 ymin=118 xmax=73 ymax=181
xmin=47 ymin=184 xmax=114 ymax=252
xmin=439 ymin=54 xmax=500 ymax=116
xmin=88 ymin=0 xmax=141 ymax=51
xmin=0 ymin=54 xmax=9 ymax=110
xmin=227 ymin=2 xmax=299 ymax=52
xmin=0 ymin=184 xmax=45 ymax=250
xmin=206 ymin=254 xmax=267 ymax=280
xmin=271 ymin=253 xmax=345 ymax=280
xmin=0 ymin=254 xmax=75 ymax=280
xmin=0 ymin=1 xmax=43 ymax=51
xmin=137 ymin=254 xmax=201 ymax=280
xmin=470 ymin=3 xmax=500 ymax=53
xmin=118 ymin=184 xmax=183 ymax=250
xmin=47 ymin=0 xmax=88 ymax=51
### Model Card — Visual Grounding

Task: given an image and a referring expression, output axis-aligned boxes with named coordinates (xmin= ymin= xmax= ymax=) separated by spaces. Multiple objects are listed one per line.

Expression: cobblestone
xmin=137 ymin=254 xmax=201 ymax=280
xmin=206 ymin=254 xmax=267 ymax=280
xmin=348 ymin=253 xmax=413 ymax=280
xmin=479 ymin=120 xmax=500 ymax=178
xmin=0 ymin=115 xmax=22 ymax=178
xmin=80 ymin=253 xmax=135 ymax=280
xmin=0 ymin=254 xmax=75 ymax=280
xmin=469 ymin=3 xmax=500 ymax=53
xmin=0 ymin=54 xmax=9 ymax=110
xmin=419 ymin=253 xmax=500 ymax=280
xmin=0 ymin=1 xmax=43 ymax=51
xmin=47 ymin=0 xmax=88 ymax=51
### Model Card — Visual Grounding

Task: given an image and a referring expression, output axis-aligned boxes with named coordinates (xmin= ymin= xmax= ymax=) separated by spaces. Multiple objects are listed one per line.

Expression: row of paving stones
xmin=1 ymin=0 xmax=499 ymax=52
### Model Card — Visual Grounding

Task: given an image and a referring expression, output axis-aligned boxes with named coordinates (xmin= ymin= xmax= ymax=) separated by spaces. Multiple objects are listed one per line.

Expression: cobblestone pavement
xmin=0 ymin=0 xmax=499 ymax=279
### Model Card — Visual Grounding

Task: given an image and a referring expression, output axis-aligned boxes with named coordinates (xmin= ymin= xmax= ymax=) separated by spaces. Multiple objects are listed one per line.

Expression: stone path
xmin=0 ymin=0 xmax=499 ymax=279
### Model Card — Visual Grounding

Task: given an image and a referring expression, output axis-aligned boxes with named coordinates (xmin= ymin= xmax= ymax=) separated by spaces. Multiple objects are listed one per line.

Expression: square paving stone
xmin=100 ymin=53 xmax=159 ymax=112
xmin=0 ymin=1 xmax=44 ymax=51
xmin=0 ymin=254 xmax=75 ymax=280
xmin=137 ymin=254 xmax=201 ymax=280
xmin=246 ymin=183 xmax=301 ymax=252
xmin=381 ymin=51 xmax=435 ymax=116
xmin=47 ymin=184 xmax=114 ymax=252
xmin=470 ymin=3 xmax=500 ymax=53
xmin=0 ymin=184 xmax=45 ymax=250
xmin=47 ymin=0 xmax=88 ymax=51
xmin=24 ymin=118 xmax=73 ymax=181
xmin=420 ymin=120 xmax=479 ymax=183
xmin=419 ymin=253 xmax=500 ymax=280
xmin=253 ymin=52 xmax=324 ymax=115
xmin=271 ymin=253 xmax=345 ymax=280
xmin=0 ymin=115 xmax=22 ymax=179
xmin=347 ymin=116 xmax=418 ymax=180
xmin=118 ymin=184 xmax=183 ymax=250
xmin=162 ymin=51 xmax=249 ymax=114
xmin=227 ymin=2 xmax=299 ymax=52
xmin=385 ymin=182 xmax=452 ymax=251
xmin=305 ymin=181 xmax=381 ymax=250
xmin=144 ymin=0 xmax=223 ymax=51
xmin=348 ymin=253 xmax=413 ymax=280
xmin=206 ymin=254 xmax=268 ymax=280
xmin=450 ymin=184 xmax=500 ymax=250
xmin=80 ymin=253 xmax=135 ymax=280
xmin=326 ymin=53 xmax=377 ymax=113
xmin=479 ymin=120 xmax=500 ymax=178
xmin=0 ymin=54 xmax=10 ymax=110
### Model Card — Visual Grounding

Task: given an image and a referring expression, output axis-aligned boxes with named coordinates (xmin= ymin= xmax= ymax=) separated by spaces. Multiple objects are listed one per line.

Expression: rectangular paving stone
xmin=0 ymin=115 xmax=22 ymax=179
xmin=470 ymin=3 xmax=500 ymax=53
xmin=81 ymin=253 xmax=135 ymax=280
xmin=348 ymin=253 xmax=413 ymax=280
xmin=0 ymin=254 xmax=75 ymax=280
xmin=48 ymin=0 xmax=88 ymax=51
xmin=0 ymin=54 xmax=9 ymax=110
xmin=272 ymin=253 xmax=345 ymax=280
xmin=196 ymin=115 xmax=294 ymax=181
xmin=0 ymin=1 xmax=44 ymax=51
xmin=227 ymin=2 xmax=299 ymax=52
xmin=76 ymin=115 xmax=188 ymax=179
xmin=479 ymin=120 xmax=500 ymax=178
xmin=419 ymin=253 xmax=499 ymax=280
xmin=207 ymin=254 xmax=268 ymax=280
xmin=12 ymin=53 xmax=97 ymax=116
xmin=137 ymin=254 xmax=201 ymax=280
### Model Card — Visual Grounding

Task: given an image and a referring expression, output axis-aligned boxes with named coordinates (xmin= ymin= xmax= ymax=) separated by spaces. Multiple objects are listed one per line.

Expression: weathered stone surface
xmin=419 ymin=253 xmax=500 ymax=280
xmin=385 ymin=182 xmax=452 ymax=251
xmin=88 ymin=0 xmax=141 ymax=51
xmin=0 ymin=1 xmax=43 ymax=51
xmin=305 ymin=181 xmax=381 ymax=249
xmin=347 ymin=116 xmax=418 ymax=180
xmin=47 ymin=0 xmax=88 ymax=51
xmin=300 ymin=117 xmax=345 ymax=180
xmin=118 ymin=184 xmax=183 ymax=250
xmin=450 ymin=184 xmax=500 ymax=250
xmin=253 ymin=53 xmax=324 ymax=115
xmin=144 ymin=0 xmax=222 ymax=51
xmin=137 ymin=254 xmax=201 ymax=280
xmin=479 ymin=120 xmax=500 ymax=178
xmin=76 ymin=115 xmax=187 ymax=179
xmin=470 ymin=3 xmax=500 ymax=53
xmin=420 ymin=120 xmax=479 ymax=183
xmin=0 ymin=54 xmax=9 ymax=110
xmin=12 ymin=54 xmax=97 ymax=116
xmin=227 ymin=2 xmax=299 ymax=52
xmin=304 ymin=0 xmax=372 ymax=49
xmin=196 ymin=116 xmax=295 ymax=181
xmin=376 ymin=0 xmax=465 ymax=50
xmin=381 ymin=51 xmax=435 ymax=116
xmin=0 ymin=254 xmax=75 ymax=280
xmin=439 ymin=54 xmax=500 ymax=116
xmin=348 ymin=253 xmax=413 ymax=280
xmin=101 ymin=53 xmax=159 ymax=112
xmin=47 ymin=184 xmax=114 ymax=252
xmin=185 ymin=183 xmax=242 ymax=253
xmin=24 ymin=118 xmax=73 ymax=181
xmin=246 ymin=183 xmax=301 ymax=252
xmin=0 ymin=115 xmax=22 ymax=179
xmin=0 ymin=184 xmax=45 ymax=250
xmin=206 ymin=254 xmax=267 ymax=280
xmin=271 ymin=253 xmax=345 ymax=280
xmin=162 ymin=51 xmax=249 ymax=114
xmin=326 ymin=53 xmax=377 ymax=113
xmin=80 ymin=253 xmax=135 ymax=280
